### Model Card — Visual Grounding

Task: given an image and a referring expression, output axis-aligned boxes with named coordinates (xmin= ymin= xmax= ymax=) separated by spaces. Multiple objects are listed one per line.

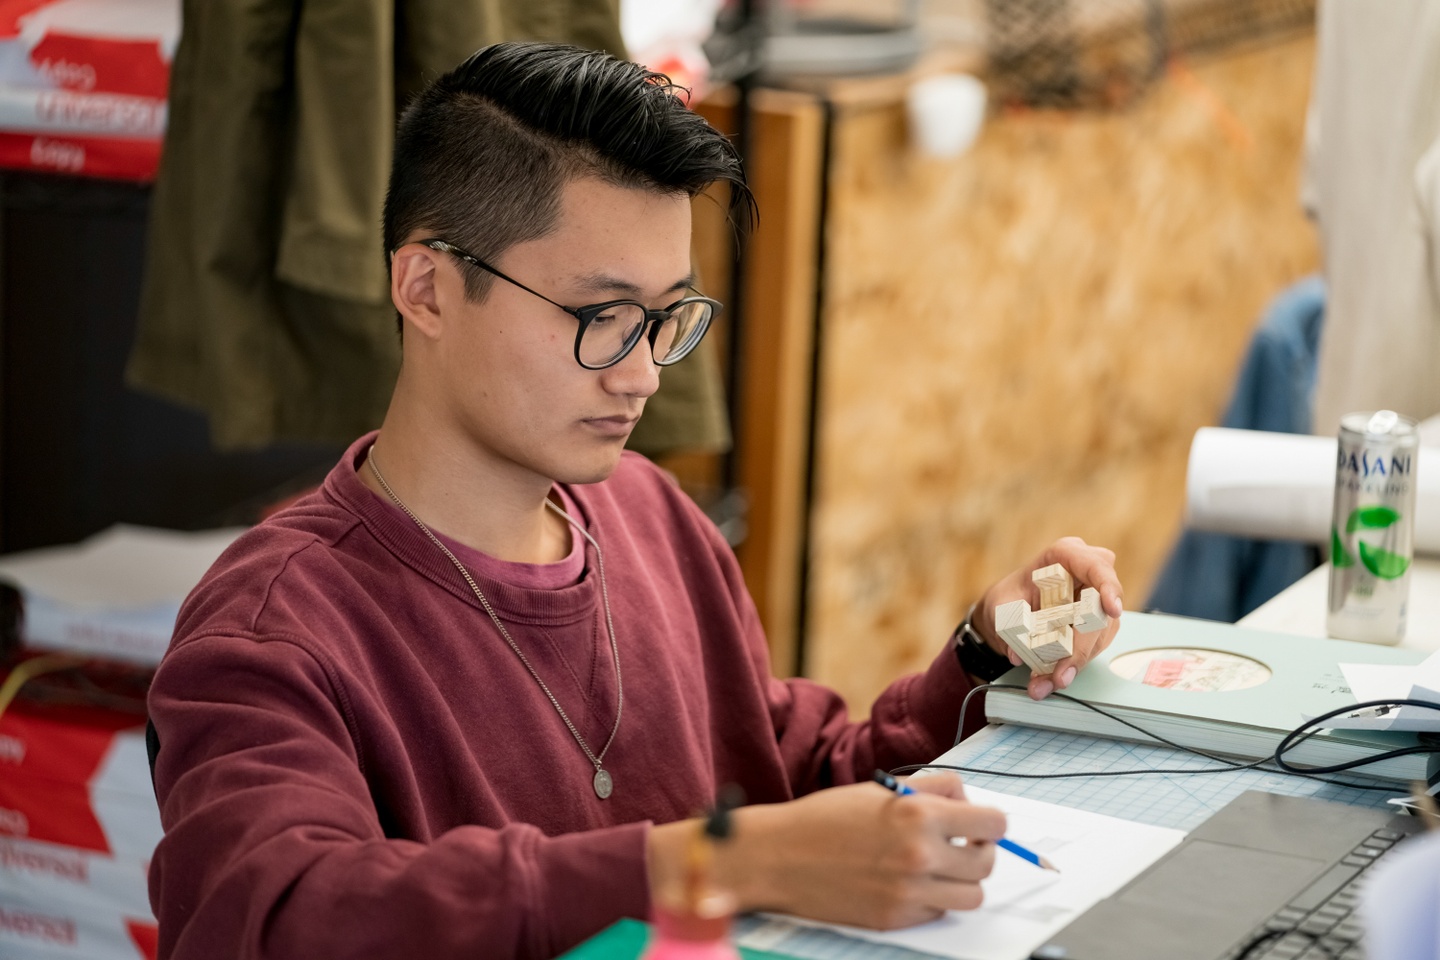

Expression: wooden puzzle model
xmin=994 ymin=563 xmax=1108 ymax=675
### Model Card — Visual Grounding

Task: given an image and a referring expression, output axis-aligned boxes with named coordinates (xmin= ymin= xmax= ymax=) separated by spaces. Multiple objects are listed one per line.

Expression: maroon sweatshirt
xmin=146 ymin=434 xmax=975 ymax=960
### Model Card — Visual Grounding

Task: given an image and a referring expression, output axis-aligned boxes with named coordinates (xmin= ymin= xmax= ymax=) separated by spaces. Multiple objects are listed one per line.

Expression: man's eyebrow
xmin=571 ymin=272 xmax=696 ymax=298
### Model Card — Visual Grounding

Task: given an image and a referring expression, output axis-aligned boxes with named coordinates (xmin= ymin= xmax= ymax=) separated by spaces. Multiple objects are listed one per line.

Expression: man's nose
xmin=600 ymin=330 xmax=662 ymax=398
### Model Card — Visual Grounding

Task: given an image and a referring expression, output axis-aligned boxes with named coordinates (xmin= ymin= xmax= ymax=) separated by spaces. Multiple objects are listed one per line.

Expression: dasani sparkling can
xmin=1327 ymin=410 xmax=1418 ymax=644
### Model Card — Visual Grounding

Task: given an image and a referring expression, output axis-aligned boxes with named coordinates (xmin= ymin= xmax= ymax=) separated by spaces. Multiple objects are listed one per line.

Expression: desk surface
xmin=725 ymin=553 xmax=1440 ymax=960
xmin=1238 ymin=557 xmax=1440 ymax=652
xmin=712 ymin=579 xmax=1440 ymax=960
xmin=927 ymin=723 xmax=1398 ymax=831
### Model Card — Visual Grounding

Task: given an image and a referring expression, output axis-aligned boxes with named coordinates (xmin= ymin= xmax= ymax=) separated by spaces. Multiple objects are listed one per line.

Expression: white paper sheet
xmin=0 ymin=524 xmax=244 ymax=609
xmin=0 ymin=524 xmax=245 ymax=664
xmin=742 ymin=787 xmax=1185 ymax=960
xmin=1330 ymin=653 xmax=1440 ymax=731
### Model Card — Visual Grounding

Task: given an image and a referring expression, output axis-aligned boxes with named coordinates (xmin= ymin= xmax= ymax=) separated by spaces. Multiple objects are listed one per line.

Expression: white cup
xmin=906 ymin=73 xmax=987 ymax=158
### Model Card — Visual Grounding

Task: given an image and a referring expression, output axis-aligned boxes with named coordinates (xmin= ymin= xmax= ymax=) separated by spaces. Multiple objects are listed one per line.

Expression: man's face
xmin=420 ymin=176 xmax=694 ymax=486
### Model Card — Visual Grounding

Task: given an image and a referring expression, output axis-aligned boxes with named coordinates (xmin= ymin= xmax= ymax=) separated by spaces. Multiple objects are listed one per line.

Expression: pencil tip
xmin=1041 ymin=858 xmax=1060 ymax=872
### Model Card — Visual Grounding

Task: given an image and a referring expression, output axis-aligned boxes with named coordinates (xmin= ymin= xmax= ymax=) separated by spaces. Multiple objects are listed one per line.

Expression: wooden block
xmin=1013 ymin=642 xmax=1049 ymax=675
xmin=995 ymin=602 xmax=1036 ymax=664
xmin=1033 ymin=602 xmax=1075 ymax=633
xmin=1073 ymin=587 xmax=1107 ymax=633
xmin=1018 ymin=639 xmax=1059 ymax=674
xmin=994 ymin=599 xmax=1046 ymax=673
xmin=1027 ymin=625 xmax=1073 ymax=666
xmin=995 ymin=599 xmax=1033 ymax=645
xmin=1032 ymin=563 xmax=1073 ymax=610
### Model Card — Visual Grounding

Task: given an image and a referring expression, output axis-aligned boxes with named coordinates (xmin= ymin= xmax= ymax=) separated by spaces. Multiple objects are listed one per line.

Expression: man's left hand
xmin=974 ymin=537 xmax=1124 ymax=700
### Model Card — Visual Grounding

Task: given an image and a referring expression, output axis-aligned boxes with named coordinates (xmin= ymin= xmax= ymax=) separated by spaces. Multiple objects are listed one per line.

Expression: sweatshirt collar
xmin=323 ymin=432 xmax=602 ymax=626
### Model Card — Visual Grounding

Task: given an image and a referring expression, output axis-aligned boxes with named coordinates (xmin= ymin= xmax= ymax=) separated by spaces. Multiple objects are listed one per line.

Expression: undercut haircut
xmin=383 ymin=42 xmax=754 ymax=324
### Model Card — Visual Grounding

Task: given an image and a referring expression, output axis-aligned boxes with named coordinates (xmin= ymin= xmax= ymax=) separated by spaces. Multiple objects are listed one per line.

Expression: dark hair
xmin=383 ymin=42 xmax=754 ymax=318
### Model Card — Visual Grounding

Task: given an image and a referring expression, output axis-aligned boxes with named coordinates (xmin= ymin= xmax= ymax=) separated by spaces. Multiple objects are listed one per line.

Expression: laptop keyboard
xmin=1223 ymin=827 xmax=1411 ymax=960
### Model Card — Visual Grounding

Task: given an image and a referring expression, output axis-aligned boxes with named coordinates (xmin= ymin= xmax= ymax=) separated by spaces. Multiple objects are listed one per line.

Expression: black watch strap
xmin=953 ymin=603 xmax=1014 ymax=682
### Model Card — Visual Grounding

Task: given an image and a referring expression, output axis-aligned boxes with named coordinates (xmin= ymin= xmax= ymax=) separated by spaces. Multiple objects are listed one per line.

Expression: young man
xmin=146 ymin=43 xmax=1125 ymax=960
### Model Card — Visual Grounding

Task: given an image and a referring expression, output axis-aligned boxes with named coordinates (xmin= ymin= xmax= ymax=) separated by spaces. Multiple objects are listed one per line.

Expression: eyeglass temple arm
xmin=419 ymin=239 xmax=580 ymax=318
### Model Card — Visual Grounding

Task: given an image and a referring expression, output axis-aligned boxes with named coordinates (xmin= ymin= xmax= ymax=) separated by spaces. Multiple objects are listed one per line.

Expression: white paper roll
xmin=1185 ymin=427 xmax=1440 ymax=555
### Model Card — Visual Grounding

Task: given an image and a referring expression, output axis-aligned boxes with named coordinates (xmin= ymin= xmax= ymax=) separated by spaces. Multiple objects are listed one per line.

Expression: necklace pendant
xmin=593 ymin=768 xmax=613 ymax=799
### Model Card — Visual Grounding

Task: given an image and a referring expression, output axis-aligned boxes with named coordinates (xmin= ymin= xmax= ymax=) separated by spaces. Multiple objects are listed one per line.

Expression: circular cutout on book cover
xmin=1109 ymin=647 xmax=1272 ymax=692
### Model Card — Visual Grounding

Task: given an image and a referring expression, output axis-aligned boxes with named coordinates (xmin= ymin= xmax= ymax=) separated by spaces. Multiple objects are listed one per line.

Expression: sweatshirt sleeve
xmin=147 ymin=633 xmax=650 ymax=960
xmin=691 ymin=506 xmax=976 ymax=795
xmin=765 ymin=636 xmax=978 ymax=795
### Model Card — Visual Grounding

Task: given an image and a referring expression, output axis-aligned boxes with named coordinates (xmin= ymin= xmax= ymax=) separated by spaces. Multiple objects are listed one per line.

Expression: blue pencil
xmin=872 ymin=770 xmax=1060 ymax=873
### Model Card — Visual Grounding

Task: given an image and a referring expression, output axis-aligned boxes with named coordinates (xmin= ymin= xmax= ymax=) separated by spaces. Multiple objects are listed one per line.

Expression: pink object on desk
xmin=642 ymin=904 xmax=741 ymax=960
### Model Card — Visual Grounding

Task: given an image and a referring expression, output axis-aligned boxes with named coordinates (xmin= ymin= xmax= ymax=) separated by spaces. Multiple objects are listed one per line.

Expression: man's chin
xmin=551 ymin=449 xmax=626 ymax=486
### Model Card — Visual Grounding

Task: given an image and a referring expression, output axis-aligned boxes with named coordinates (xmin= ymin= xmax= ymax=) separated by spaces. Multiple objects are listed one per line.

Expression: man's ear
xmin=391 ymin=243 xmax=444 ymax=341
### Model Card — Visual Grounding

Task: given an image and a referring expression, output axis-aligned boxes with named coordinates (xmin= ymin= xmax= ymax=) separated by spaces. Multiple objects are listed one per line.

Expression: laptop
xmin=1029 ymin=791 xmax=1425 ymax=960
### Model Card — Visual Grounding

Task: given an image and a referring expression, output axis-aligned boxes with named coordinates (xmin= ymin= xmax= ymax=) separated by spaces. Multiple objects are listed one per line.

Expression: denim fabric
xmin=1148 ymin=276 xmax=1325 ymax=621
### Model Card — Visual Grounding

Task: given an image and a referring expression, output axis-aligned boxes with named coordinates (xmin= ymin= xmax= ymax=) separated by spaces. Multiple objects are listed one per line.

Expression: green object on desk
xmin=558 ymin=918 xmax=798 ymax=960
xmin=984 ymin=610 xmax=1431 ymax=781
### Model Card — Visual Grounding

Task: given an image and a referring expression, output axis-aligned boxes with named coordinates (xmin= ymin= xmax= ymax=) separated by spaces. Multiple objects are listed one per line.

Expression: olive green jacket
xmin=129 ymin=0 xmax=729 ymax=455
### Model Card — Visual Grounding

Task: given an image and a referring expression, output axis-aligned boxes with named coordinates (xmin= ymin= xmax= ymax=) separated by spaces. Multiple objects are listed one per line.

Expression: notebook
xmin=1030 ymin=791 xmax=1424 ymax=960
xmin=984 ymin=612 xmax=1431 ymax=781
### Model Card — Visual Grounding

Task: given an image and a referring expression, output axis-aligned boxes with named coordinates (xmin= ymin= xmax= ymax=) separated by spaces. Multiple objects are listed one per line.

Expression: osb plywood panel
xmin=807 ymin=34 xmax=1319 ymax=712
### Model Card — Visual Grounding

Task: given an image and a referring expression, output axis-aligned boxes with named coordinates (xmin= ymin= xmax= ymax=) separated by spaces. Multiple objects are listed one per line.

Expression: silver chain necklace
xmin=367 ymin=448 xmax=623 ymax=799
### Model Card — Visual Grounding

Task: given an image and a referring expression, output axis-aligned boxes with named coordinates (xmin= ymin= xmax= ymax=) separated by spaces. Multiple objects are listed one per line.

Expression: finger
xmin=916 ymin=875 xmax=987 ymax=914
xmin=929 ymin=836 xmax=1000 ymax=884
xmin=865 ymin=901 xmax=947 ymax=932
xmin=925 ymin=799 xmax=1007 ymax=844
xmin=1043 ymin=659 xmax=1078 ymax=693
xmin=1051 ymin=615 xmax=1122 ymax=689
xmin=902 ymin=771 xmax=967 ymax=801
xmin=1074 ymin=616 xmax=1120 ymax=663
xmin=1075 ymin=554 xmax=1125 ymax=620
xmin=1099 ymin=582 xmax=1125 ymax=620
xmin=1043 ymin=539 xmax=1125 ymax=619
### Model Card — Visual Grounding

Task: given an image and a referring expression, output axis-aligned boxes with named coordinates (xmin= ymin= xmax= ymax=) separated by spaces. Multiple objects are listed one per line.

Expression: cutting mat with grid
xmin=923 ymin=724 xmax=1400 ymax=830
xmin=733 ymin=724 xmax=1404 ymax=960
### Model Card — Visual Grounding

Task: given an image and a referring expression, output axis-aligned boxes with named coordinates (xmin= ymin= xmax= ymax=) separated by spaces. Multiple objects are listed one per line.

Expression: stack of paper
xmin=984 ymin=612 xmax=1432 ymax=781
xmin=0 ymin=525 xmax=245 ymax=666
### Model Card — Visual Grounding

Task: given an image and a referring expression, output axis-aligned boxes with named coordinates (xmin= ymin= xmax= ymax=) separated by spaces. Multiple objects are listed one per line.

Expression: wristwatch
xmin=953 ymin=602 xmax=1014 ymax=682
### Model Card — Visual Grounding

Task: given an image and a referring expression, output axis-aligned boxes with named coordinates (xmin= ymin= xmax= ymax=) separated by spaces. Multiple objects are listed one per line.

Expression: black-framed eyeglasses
xmin=415 ymin=238 xmax=722 ymax=371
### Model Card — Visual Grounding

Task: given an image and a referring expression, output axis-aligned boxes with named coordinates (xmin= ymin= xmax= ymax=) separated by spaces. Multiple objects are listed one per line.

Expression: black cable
xmin=913 ymin=682 xmax=1440 ymax=794
xmin=1274 ymin=698 xmax=1440 ymax=774
xmin=954 ymin=682 xmax=1271 ymax=764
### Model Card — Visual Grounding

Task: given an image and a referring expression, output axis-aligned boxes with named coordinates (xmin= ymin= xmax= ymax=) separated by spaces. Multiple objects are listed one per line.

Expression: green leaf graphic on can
xmin=1331 ymin=527 xmax=1356 ymax=568
xmin=1345 ymin=505 xmax=1400 ymax=533
xmin=1358 ymin=541 xmax=1411 ymax=579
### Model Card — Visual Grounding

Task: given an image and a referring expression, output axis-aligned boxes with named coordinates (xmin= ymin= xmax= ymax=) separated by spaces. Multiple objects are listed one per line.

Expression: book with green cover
xmin=983 ymin=611 xmax=1430 ymax=781
xmin=557 ymin=919 xmax=799 ymax=960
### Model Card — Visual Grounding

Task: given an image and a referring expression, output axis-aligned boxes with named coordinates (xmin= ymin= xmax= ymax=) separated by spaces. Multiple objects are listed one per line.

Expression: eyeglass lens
xmin=581 ymin=300 xmax=712 ymax=368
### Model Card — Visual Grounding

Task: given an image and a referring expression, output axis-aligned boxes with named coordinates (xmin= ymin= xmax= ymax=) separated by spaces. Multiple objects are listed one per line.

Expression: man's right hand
xmin=648 ymin=773 xmax=1006 ymax=930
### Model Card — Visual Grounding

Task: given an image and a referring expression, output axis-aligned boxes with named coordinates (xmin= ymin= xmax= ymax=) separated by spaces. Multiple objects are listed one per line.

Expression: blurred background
xmin=11 ymin=5 xmax=1440 ymax=956
xmin=0 ymin=0 xmax=1358 ymax=715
